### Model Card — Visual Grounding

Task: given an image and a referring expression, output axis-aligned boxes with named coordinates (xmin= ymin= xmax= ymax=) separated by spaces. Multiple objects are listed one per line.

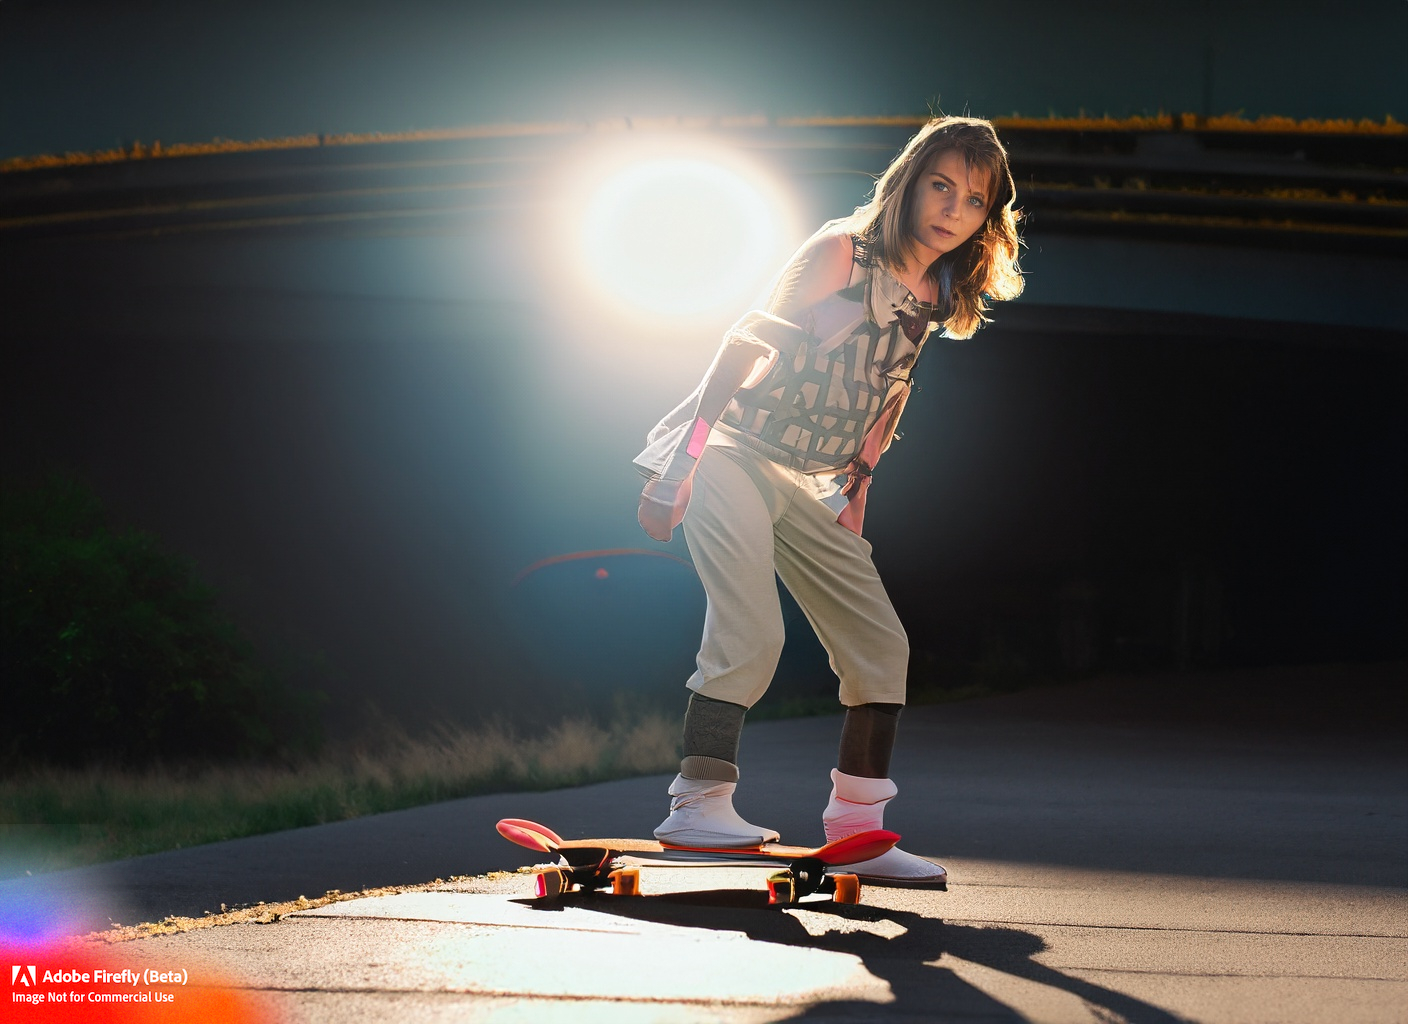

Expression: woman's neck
xmin=892 ymin=258 xmax=938 ymax=306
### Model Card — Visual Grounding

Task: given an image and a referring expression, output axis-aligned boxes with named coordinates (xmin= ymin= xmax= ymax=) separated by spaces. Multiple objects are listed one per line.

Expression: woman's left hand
xmin=638 ymin=475 xmax=693 ymax=542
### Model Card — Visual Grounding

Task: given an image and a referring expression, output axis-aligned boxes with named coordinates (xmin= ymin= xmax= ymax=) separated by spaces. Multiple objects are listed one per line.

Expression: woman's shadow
xmin=521 ymin=886 xmax=1191 ymax=1023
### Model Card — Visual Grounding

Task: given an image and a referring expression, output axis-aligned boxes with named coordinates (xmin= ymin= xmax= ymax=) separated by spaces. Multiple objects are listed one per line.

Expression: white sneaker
xmin=832 ymin=846 xmax=948 ymax=887
xmin=823 ymin=769 xmax=948 ymax=888
xmin=653 ymin=774 xmax=780 ymax=848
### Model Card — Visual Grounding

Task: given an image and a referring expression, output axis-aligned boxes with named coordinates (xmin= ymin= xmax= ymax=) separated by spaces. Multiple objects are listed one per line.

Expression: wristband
xmin=685 ymin=417 xmax=711 ymax=460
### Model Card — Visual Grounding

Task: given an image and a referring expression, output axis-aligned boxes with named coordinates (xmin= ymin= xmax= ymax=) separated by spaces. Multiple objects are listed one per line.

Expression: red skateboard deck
xmin=496 ymin=817 xmax=900 ymax=905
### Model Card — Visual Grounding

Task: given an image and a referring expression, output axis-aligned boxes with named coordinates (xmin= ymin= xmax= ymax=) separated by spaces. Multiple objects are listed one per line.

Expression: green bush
xmin=0 ymin=474 xmax=321 ymax=768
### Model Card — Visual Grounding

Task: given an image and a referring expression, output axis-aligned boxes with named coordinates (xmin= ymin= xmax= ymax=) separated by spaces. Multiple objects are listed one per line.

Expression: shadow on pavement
xmin=520 ymin=889 xmax=1189 ymax=1023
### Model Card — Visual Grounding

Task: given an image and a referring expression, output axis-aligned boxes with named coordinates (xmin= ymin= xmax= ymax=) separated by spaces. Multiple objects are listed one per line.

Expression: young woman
xmin=633 ymin=116 xmax=1023 ymax=885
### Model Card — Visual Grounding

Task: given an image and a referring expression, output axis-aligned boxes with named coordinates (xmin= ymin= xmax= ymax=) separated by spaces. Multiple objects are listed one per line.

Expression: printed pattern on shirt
xmin=721 ymin=320 xmax=891 ymax=469
xmin=718 ymin=256 xmax=934 ymax=474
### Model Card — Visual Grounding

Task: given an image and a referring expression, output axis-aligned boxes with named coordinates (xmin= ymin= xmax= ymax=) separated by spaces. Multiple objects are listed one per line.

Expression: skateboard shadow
xmin=517 ymin=889 xmax=1190 ymax=1023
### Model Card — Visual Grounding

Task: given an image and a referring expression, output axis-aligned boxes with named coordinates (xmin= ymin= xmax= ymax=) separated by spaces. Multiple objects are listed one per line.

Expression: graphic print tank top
xmin=716 ymin=234 xmax=940 ymax=474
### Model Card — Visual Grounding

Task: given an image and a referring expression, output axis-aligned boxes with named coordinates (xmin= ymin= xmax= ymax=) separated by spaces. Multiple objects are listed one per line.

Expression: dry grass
xmin=0 ymin=713 xmax=678 ymax=878
xmin=83 ymin=871 xmax=530 ymax=944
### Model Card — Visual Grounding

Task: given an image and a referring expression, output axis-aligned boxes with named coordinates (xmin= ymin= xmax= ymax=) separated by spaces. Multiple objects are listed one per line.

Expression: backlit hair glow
xmin=845 ymin=115 xmax=1024 ymax=338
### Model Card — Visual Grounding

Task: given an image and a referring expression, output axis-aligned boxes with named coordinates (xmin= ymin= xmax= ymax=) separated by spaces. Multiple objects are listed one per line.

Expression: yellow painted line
xmin=4 ymin=113 xmax=1402 ymax=174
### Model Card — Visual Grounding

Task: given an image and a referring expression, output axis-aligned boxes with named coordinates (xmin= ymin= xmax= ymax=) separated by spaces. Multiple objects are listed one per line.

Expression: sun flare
xmin=567 ymin=142 xmax=795 ymax=321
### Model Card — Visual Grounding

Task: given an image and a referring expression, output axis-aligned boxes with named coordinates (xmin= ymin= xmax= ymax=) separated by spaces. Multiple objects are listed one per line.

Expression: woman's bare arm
xmin=637 ymin=230 xmax=855 ymax=542
xmin=768 ymin=230 xmax=855 ymax=323
xmin=637 ymin=331 xmax=774 ymax=540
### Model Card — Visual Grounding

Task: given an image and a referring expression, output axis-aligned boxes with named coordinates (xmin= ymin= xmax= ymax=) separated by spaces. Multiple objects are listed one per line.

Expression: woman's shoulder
xmin=788 ymin=224 xmax=858 ymax=287
xmin=801 ymin=221 xmax=858 ymax=267
xmin=770 ymin=227 xmax=858 ymax=320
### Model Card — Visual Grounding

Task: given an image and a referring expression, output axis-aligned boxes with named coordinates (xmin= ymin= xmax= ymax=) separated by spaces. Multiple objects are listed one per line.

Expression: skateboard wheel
xmin=609 ymin=868 xmax=640 ymax=896
xmin=767 ymin=872 xmax=796 ymax=905
xmin=832 ymin=873 xmax=861 ymax=904
xmin=535 ymin=867 xmax=568 ymax=899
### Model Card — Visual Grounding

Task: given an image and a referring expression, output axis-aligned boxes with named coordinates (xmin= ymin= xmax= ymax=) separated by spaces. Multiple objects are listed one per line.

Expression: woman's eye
xmin=967 ymin=196 xmax=984 ymax=207
xmin=931 ymin=180 xmax=947 ymax=191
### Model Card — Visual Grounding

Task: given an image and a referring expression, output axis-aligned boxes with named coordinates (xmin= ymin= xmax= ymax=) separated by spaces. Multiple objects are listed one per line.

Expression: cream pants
xmin=681 ymin=443 xmax=909 ymax=708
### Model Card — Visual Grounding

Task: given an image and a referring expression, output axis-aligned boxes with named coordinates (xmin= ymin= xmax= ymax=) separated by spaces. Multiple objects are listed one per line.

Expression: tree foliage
xmin=1 ymin=475 xmax=322 ymax=768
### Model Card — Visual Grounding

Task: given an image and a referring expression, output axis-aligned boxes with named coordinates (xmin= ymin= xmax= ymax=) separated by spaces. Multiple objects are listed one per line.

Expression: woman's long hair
xmin=844 ymin=116 xmax=1024 ymax=339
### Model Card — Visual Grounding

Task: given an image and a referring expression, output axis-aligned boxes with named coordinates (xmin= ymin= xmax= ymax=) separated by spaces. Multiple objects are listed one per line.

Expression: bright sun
xmin=574 ymin=149 xmax=792 ymax=319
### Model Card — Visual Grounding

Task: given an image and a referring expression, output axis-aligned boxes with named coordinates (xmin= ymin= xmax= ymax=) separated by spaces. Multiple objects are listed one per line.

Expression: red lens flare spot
xmin=511 ymin=548 xmax=695 ymax=586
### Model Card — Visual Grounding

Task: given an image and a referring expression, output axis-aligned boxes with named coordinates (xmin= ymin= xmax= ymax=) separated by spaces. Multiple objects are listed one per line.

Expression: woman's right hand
xmin=638 ymin=475 xmax=692 ymax=542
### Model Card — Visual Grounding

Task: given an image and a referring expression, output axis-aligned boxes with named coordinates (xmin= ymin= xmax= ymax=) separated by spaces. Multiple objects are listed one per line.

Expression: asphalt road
xmin=4 ymin=662 xmax=1405 ymax=1023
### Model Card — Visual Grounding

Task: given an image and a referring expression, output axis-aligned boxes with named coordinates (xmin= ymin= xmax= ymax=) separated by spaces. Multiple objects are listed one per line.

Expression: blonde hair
xmin=844 ymin=116 xmax=1024 ymax=339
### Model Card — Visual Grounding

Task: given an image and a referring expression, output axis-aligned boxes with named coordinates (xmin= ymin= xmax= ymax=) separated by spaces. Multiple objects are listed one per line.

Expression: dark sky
xmin=3 ymin=1 xmax=1405 ymax=161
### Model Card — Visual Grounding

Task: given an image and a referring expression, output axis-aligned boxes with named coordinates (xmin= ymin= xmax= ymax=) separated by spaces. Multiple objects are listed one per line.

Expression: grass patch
xmin=0 ymin=713 xmax=678 ymax=879
xmin=1 ymin=668 xmax=1024 ymax=877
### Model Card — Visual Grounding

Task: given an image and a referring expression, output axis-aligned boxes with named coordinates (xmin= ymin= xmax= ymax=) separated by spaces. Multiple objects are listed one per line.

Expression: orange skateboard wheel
xmin=767 ymin=872 xmax=796 ymax=905
xmin=535 ymin=867 xmax=568 ymax=899
xmin=831 ymin=872 xmax=861 ymax=904
xmin=609 ymin=868 xmax=641 ymax=896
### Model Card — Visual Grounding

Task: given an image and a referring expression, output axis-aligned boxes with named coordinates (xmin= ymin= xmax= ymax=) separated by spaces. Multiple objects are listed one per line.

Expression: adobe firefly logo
xmin=12 ymin=965 xmax=37 ymax=986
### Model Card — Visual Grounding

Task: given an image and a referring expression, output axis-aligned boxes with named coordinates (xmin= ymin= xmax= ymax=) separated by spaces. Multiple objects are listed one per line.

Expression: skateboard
xmin=496 ymin=817 xmax=900 ymax=906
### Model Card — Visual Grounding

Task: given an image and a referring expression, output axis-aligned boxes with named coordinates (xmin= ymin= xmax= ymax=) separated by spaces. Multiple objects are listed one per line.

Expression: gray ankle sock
xmin=679 ymin=692 xmax=747 ymax=782
xmin=837 ymin=702 xmax=903 ymax=778
xmin=682 ymin=692 xmax=746 ymax=753
xmin=679 ymin=755 xmax=739 ymax=782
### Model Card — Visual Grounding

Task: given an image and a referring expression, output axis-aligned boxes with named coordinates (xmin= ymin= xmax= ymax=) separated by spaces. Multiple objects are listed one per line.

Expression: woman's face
xmin=907 ymin=149 xmax=992 ymax=266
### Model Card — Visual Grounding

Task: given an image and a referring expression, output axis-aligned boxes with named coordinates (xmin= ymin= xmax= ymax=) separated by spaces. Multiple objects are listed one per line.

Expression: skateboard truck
xmin=497 ymin=818 xmax=897 ymax=906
